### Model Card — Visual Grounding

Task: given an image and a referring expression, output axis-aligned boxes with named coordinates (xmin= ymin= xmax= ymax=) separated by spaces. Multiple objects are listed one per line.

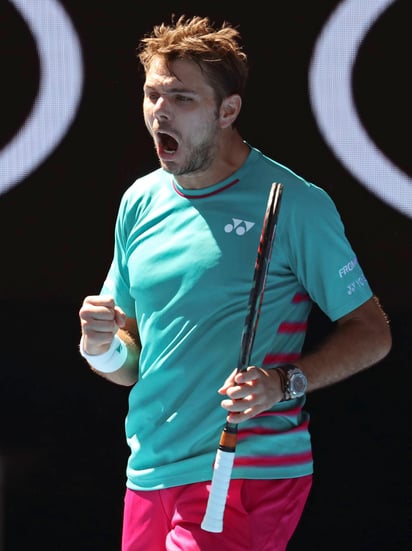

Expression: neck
xmin=176 ymin=133 xmax=250 ymax=190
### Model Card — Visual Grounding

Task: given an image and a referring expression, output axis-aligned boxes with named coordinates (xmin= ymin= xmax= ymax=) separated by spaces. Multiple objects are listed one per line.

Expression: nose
xmin=153 ymin=96 xmax=170 ymax=120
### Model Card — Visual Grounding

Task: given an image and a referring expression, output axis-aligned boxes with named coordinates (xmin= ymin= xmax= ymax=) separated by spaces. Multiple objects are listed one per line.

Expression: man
xmin=79 ymin=15 xmax=391 ymax=551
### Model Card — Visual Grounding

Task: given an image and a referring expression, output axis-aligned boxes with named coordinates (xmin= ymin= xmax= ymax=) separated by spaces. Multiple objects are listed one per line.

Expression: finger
xmin=227 ymin=409 xmax=254 ymax=424
xmin=234 ymin=366 xmax=261 ymax=384
xmin=96 ymin=294 xmax=116 ymax=306
xmin=82 ymin=294 xmax=114 ymax=308
xmin=80 ymin=305 xmax=118 ymax=334
xmin=217 ymin=368 xmax=238 ymax=394
xmin=223 ymin=397 xmax=257 ymax=423
xmin=221 ymin=392 xmax=255 ymax=411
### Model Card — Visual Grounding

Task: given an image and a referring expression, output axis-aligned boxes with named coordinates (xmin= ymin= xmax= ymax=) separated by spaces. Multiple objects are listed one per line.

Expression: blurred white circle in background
xmin=0 ymin=0 xmax=84 ymax=196
xmin=309 ymin=0 xmax=412 ymax=218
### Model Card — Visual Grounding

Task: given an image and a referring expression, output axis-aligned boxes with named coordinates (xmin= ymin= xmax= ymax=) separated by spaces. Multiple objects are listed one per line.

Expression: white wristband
xmin=79 ymin=334 xmax=128 ymax=373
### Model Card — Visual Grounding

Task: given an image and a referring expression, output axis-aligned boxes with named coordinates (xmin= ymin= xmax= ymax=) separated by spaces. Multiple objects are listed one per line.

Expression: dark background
xmin=0 ymin=1 xmax=410 ymax=549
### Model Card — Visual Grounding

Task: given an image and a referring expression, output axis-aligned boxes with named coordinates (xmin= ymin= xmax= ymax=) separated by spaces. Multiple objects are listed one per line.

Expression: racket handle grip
xmin=201 ymin=449 xmax=235 ymax=533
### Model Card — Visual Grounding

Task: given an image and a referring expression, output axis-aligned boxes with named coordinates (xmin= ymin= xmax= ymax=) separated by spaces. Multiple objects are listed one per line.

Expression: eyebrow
xmin=144 ymin=84 xmax=198 ymax=95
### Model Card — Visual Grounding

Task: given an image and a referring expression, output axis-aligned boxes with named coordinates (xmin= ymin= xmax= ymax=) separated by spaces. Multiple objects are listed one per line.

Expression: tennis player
xmin=79 ymin=15 xmax=392 ymax=551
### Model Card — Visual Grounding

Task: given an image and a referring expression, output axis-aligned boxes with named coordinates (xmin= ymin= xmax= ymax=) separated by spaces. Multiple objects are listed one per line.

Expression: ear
xmin=219 ymin=94 xmax=242 ymax=128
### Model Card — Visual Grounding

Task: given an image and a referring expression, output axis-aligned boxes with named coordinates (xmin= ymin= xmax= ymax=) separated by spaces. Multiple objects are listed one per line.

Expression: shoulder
xmin=122 ymin=168 xmax=166 ymax=202
xmin=249 ymin=147 xmax=339 ymax=218
xmin=116 ymin=168 xmax=170 ymax=216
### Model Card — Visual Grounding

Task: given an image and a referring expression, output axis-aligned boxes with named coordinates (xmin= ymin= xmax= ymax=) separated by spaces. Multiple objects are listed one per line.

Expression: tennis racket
xmin=201 ymin=182 xmax=284 ymax=533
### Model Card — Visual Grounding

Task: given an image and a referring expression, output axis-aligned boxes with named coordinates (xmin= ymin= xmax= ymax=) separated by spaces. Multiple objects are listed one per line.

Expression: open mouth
xmin=158 ymin=132 xmax=178 ymax=154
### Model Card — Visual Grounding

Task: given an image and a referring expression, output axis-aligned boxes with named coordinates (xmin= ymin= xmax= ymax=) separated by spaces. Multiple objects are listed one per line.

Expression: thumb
xmin=114 ymin=305 xmax=127 ymax=328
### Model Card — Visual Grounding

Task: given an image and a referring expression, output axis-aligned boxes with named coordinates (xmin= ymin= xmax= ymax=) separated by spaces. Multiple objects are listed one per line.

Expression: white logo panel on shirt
xmin=224 ymin=218 xmax=255 ymax=236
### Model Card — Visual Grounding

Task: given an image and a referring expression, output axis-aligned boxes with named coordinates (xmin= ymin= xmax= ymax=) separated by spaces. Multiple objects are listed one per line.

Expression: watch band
xmin=276 ymin=364 xmax=291 ymax=400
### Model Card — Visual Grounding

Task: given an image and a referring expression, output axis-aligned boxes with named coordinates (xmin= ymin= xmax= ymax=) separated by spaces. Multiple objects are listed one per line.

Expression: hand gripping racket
xmin=201 ymin=182 xmax=284 ymax=533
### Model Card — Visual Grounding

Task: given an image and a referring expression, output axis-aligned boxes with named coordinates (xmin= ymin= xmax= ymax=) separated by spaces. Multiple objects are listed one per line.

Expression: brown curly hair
xmin=137 ymin=15 xmax=249 ymax=107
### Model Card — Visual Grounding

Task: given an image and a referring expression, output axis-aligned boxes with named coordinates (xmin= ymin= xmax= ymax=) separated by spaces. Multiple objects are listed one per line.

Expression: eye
xmin=175 ymin=95 xmax=193 ymax=103
xmin=147 ymin=92 xmax=159 ymax=102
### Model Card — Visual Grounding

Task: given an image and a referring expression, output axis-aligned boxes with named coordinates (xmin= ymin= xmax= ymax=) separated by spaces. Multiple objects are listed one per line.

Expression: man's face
xmin=143 ymin=56 xmax=221 ymax=176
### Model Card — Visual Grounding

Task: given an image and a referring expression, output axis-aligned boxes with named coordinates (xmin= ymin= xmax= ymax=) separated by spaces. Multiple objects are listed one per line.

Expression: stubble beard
xmin=162 ymin=116 xmax=220 ymax=177
xmin=172 ymin=139 xmax=217 ymax=176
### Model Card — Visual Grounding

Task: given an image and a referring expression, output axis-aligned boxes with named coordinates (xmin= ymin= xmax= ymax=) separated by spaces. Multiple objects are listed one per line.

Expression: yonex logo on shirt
xmin=224 ymin=218 xmax=255 ymax=235
xmin=346 ymin=275 xmax=368 ymax=295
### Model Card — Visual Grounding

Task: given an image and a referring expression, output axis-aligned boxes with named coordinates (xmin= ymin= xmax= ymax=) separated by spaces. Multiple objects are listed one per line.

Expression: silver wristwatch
xmin=277 ymin=364 xmax=307 ymax=400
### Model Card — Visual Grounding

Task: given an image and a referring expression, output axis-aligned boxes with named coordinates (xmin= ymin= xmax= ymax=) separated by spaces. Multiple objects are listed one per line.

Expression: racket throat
xmin=218 ymin=422 xmax=238 ymax=452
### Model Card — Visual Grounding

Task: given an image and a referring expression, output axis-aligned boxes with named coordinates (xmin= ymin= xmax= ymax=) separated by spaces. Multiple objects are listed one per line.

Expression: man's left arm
xmin=220 ymin=296 xmax=392 ymax=423
xmin=294 ymin=295 xmax=392 ymax=391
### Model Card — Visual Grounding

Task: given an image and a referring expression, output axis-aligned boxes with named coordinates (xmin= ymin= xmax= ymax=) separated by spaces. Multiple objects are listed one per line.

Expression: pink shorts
xmin=121 ymin=476 xmax=312 ymax=551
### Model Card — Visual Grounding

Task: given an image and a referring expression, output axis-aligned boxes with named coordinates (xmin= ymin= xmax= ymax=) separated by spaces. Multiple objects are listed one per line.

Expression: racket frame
xmin=201 ymin=182 xmax=284 ymax=533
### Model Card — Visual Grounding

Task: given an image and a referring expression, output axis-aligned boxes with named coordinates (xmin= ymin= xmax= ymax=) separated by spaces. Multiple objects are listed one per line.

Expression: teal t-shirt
xmin=101 ymin=146 xmax=372 ymax=490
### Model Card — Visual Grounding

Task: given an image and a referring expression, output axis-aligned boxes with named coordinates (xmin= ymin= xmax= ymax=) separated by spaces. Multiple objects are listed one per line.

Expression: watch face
xmin=290 ymin=373 xmax=307 ymax=396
